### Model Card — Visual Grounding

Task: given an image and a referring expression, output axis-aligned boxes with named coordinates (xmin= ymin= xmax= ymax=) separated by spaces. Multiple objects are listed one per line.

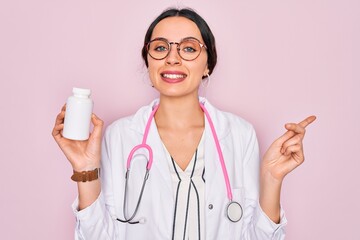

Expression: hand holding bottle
xmin=52 ymin=104 xmax=103 ymax=172
xmin=52 ymin=88 xmax=104 ymax=172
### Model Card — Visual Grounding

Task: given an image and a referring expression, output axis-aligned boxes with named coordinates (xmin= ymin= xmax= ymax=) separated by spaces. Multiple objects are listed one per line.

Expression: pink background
xmin=1 ymin=0 xmax=359 ymax=239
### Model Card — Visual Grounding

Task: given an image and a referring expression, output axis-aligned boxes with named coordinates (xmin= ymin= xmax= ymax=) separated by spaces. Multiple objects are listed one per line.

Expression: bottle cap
xmin=73 ymin=87 xmax=91 ymax=97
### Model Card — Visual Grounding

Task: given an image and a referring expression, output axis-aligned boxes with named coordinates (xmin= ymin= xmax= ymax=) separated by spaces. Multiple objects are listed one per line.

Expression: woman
xmin=52 ymin=8 xmax=315 ymax=240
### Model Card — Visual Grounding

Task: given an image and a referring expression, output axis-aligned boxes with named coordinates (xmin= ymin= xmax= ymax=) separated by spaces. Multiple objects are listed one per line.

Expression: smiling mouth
xmin=161 ymin=73 xmax=187 ymax=79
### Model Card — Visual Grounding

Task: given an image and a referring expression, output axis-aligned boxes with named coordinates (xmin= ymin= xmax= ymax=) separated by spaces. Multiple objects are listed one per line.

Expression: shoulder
xmin=222 ymin=110 xmax=254 ymax=131
xmin=104 ymin=99 xmax=158 ymax=139
xmin=102 ymin=115 xmax=135 ymax=147
xmin=204 ymin=99 xmax=256 ymax=137
xmin=218 ymin=110 xmax=258 ymax=148
xmin=106 ymin=114 xmax=135 ymax=133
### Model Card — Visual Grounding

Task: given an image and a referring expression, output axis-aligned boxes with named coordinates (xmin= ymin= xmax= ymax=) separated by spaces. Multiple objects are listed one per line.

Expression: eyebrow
xmin=149 ymin=36 xmax=202 ymax=42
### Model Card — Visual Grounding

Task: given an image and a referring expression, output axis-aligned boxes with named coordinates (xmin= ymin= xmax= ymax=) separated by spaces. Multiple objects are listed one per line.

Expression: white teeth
xmin=162 ymin=74 xmax=186 ymax=79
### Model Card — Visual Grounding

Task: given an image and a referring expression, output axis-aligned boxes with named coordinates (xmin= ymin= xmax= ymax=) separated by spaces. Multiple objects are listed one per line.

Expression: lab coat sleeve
xmin=72 ymin=192 xmax=116 ymax=239
xmin=241 ymin=125 xmax=287 ymax=239
xmin=71 ymin=125 xmax=120 ymax=240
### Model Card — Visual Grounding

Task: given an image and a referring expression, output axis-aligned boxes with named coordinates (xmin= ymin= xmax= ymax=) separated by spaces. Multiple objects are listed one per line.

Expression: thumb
xmin=89 ymin=113 xmax=104 ymax=141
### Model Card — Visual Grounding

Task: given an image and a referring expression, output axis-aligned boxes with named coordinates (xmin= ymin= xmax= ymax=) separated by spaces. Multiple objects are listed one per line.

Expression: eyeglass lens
xmin=147 ymin=39 xmax=203 ymax=61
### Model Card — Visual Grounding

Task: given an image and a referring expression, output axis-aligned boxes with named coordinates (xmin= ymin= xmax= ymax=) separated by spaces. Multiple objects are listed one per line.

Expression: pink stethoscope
xmin=117 ymin=102 xmax=243 ymax=224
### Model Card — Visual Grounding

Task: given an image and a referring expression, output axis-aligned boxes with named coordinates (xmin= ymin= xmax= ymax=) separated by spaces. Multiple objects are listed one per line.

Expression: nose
xmin=165 ymin=43 xmax=181 ymax=65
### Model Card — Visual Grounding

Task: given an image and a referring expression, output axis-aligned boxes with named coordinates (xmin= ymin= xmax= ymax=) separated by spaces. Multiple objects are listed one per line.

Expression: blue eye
xmin=155 ymin=46 xmax=168 ymax=52
xmin=180 ymin=40 xmax=199 ymax=54
xmin=183 ymin=47 xmax=196 ymax=53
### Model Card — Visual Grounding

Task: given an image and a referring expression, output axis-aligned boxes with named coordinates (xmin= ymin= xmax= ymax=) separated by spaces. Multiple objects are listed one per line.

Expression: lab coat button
xmin=208 ymin=204 xmax=213 ymax=210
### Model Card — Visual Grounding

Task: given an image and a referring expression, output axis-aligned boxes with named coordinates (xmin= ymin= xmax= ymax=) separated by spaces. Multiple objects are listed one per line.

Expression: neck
xmin=155 ymin=95 xmax=204 ymax=129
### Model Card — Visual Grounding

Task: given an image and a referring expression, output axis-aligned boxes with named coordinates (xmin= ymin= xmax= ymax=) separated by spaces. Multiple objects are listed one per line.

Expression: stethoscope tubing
xmin=118 ymin=169 xmax=150 ymax=224
xmin=126 ymin=144 xmax=153 ymax=170
xmin=118 ymin=102 xmax=241 ymax=225
xmin=126 ymin=105 xmax=159 ymax=171
xmin=199 ymin=103 xmax=233 ymax=201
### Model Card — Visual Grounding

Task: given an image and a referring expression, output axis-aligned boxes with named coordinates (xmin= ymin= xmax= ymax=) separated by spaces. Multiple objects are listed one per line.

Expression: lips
xmin=160 ymin=71 xmax=187 ymax=83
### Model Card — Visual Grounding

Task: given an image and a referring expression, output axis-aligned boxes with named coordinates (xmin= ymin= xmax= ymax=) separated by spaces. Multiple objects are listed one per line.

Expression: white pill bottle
xmin=63 ymin=87 xmax=93 ymax=140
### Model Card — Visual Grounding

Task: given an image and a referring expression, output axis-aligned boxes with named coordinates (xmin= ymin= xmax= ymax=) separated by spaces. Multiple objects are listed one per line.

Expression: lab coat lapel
xmin=147 ymin=120 xmax=174 ymax=195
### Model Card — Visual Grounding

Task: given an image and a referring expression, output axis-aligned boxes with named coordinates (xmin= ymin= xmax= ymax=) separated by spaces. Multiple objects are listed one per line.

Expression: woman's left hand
xmin=260 ymin=115 xmax=316 ymax=223
xmin=262 ymin=115 xmax=316 ymax=183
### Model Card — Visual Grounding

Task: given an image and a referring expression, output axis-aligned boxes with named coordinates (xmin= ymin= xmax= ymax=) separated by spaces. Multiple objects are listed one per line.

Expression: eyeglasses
xmin=146 ymin=37 xmax=207 ymax=61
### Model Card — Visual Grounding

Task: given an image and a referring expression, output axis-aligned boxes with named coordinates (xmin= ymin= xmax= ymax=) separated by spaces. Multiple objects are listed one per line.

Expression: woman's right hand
xmin=52 ymin=105 xmax=104 ymax=172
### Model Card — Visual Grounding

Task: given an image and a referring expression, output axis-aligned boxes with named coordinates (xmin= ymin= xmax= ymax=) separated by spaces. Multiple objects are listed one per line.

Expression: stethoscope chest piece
xmin=226 ymin=201 xmax=243 ymax=222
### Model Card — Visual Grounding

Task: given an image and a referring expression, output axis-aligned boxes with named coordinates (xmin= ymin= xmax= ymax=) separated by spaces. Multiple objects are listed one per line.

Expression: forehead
xmin=151 ymin=16 xmax=203 ymax=42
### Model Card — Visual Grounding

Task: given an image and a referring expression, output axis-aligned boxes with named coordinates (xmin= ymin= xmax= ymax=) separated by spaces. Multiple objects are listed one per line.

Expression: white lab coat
xmin=72 ymin=98 xmax=287 ymax=239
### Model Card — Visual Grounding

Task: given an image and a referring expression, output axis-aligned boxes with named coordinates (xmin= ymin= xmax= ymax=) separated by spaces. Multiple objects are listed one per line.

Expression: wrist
xmin=71 ymin=161 xmax=100 ymax=173
xmin=260 ymin=170 xmax=282 ymax=223
xmin=71 ymin=168 xmax=100 ymax=182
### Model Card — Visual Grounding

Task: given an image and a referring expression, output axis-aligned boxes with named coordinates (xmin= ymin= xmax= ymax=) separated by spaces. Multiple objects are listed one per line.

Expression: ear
xmin=203 ymin=68 xmax=209 ymax=77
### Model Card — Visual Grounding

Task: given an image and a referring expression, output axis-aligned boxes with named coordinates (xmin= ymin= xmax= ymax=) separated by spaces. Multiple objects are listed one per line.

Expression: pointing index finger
xmin=276 ymin=115 xmax=316 ymax=145
xmin=299 ymin=115 xmax=317 ymax=128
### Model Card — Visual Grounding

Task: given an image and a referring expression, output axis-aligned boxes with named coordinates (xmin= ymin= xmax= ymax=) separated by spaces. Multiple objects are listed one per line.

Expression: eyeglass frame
xmin=146 ymin=37 xmax=208 ymax=61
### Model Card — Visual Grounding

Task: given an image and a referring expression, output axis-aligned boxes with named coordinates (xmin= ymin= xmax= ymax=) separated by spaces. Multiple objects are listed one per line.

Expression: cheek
xmin=196 ymin=54 xmax=208 ymax=71
xmin=192 ymin=58 xmax=208 ymax=76
xmin=147 ymin=65 xmax=158 ymax=82
xmin=147 ymin=59 xmax=160 ymax=81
